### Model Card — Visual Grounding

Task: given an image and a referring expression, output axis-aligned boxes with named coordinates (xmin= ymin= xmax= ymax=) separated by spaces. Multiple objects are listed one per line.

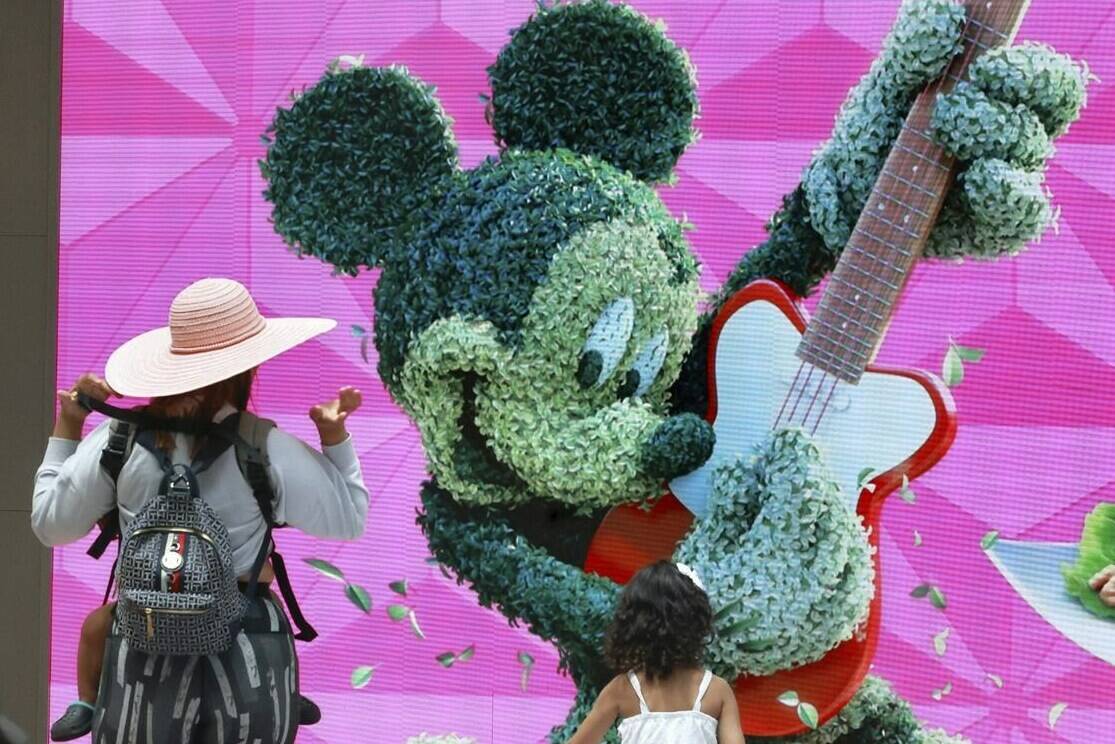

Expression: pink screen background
xmin=54 ymin=1 xmax=1115 ymax=741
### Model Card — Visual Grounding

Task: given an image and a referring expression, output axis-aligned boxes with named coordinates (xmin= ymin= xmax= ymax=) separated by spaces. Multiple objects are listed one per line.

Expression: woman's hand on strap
xmin=309 ymin=386 xmax=362 ymax=446
xmin=53 ymin=374 xmax=116 ymax=440
xmin=1091 ymin=565 xmax=1115 ymax=608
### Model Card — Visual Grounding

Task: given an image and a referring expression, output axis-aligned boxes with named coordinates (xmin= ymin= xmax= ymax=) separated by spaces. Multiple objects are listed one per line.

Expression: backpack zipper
xmin=130 ymin=526 xmax=217 ymax=547
xmin=143 ymin=605 xmax=209 ymax=639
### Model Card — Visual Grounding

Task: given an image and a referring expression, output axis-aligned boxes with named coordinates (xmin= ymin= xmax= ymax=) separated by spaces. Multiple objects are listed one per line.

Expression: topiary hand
xmin=672 ymin=0 xmax=1090 ymax=418
xmin=674 ymin=428 xmax=875 ymax=679
xmin=801 ymin=0 xmax=1089 ymax=262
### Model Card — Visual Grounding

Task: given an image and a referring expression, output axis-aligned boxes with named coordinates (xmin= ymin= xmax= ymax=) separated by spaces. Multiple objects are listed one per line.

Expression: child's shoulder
xmin=702 ymin=672 xmax=735 ymax=708
xmin=593 ymin=672 xmax=639 ymax=717
xmin=601 ymin=672 xmax=633 ymax=697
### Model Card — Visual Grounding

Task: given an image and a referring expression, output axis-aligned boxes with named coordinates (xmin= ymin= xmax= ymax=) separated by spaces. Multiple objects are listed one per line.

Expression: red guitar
xmin=585 ymin=0 xmax=1032 ymax=735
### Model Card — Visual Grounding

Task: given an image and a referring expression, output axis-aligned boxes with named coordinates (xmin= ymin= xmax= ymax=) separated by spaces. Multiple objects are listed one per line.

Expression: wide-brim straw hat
xmin=105 ymin=278 xmax=336 ymax=398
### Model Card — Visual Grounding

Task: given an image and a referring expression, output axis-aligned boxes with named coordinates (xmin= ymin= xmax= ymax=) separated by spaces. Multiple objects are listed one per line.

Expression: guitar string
xmin=810 ymin=377 xmax=840 ymax=436
xmin=774 ymin=360 xmax=806 ymax=430
xmin=785 ymin=362 xmax=818 ymax=428
xmin=778 ymin=5 xmax=991 ymax=435
xmin=799 ymin=362 xmax=833 ymax=431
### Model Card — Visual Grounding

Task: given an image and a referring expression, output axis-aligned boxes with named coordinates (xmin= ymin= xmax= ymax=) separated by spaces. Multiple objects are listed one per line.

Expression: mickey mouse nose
xmin=640 ymin=413 xmax=715 ymax=480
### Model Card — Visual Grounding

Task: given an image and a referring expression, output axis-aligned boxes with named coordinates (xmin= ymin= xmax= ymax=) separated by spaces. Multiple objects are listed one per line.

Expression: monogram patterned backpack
xmin=114 ymin=427 xmax=249 ymax=655
xmin=77 ymin=394 xmax=319 ymax=652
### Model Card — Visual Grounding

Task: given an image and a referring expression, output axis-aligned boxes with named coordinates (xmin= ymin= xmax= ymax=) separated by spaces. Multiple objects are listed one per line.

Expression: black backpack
xmin=79 ymin=395 xmax=317 ymax=643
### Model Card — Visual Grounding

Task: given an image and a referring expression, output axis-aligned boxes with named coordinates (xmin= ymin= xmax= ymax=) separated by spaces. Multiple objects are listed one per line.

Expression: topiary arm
xmin=670 ymin=0 xmax=1089 ymax=416
xmin=673 ymin=429 xmax=875 ymax=680
xmin=417 ymin=482 xmax=620 ymax=689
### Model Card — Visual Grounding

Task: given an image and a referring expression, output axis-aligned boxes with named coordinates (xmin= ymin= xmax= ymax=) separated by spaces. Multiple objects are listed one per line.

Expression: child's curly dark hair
xmin=603 ymin=560 xmax=712 ymax=680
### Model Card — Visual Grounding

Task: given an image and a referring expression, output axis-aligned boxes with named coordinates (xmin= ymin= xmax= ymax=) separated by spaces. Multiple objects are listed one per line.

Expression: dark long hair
xmin=143 ymin=368 xmax=255 ymax=454
xmin=604 ymin=560 xmax=713 ymax=680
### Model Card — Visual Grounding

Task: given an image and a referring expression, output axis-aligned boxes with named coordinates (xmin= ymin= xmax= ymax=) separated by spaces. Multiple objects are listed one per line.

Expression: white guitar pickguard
xmin=670 ymin=298 xmax=939 ymax=519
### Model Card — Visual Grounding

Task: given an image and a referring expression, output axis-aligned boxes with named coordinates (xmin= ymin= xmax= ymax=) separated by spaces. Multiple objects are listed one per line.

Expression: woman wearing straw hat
xmin=32 ymin=278 xmax=369 ymax=743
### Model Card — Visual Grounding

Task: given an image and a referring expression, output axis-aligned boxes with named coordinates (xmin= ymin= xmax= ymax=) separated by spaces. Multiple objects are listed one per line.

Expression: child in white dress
xmin=569 ymin=561 xmax=745 ymax=744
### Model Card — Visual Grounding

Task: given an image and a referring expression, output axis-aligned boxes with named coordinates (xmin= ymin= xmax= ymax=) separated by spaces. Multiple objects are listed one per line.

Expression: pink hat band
xmin=169 ymin=280 xmax=267 ymax=355
xmin=105 ymin=278 xmax=336 ymax=398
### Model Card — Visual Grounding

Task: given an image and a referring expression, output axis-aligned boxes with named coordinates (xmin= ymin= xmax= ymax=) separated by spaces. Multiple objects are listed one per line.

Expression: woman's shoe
xmin=50 ymin=702 xmax=95 ymax=742
xmin=299 ymin=694 xmax=322 ymax=725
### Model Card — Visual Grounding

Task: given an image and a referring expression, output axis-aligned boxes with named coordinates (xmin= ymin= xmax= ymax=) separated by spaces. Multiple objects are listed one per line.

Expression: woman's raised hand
xmin=1090 ymin=565 xmax=1115 ymax=609
xmin=53 ymin=374 xmax=116 ymax=440
xmin=309 ymin=386 xmax=363 ymax=446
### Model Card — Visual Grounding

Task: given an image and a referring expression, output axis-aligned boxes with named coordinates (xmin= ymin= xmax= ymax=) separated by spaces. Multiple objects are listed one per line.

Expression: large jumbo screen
xmin=54 ymin=1 xmax=1115 ymax=741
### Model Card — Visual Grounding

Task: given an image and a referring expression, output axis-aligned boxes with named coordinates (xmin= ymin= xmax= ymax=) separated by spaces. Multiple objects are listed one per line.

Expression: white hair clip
xmin=675 ymin=562 xmax=706 ymax=593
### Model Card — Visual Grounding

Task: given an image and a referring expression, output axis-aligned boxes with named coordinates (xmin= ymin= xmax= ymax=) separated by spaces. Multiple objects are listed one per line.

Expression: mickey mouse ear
xmin=262 ymin=63 xmax=459 ymax=275
xmin=487 ymin=0 xmax=698 ymax=184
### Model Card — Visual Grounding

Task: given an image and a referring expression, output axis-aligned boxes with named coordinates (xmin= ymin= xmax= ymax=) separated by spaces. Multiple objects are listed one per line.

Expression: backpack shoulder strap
xmin=87 ymin=419 xmax=137 ymax=562
xmin=234 ymin=412 xmax=278 ymax=526
xmin=100 ymin=418 xmax=137 ymax=484
xmin=233 ymin=412 xmax=317 ymax=642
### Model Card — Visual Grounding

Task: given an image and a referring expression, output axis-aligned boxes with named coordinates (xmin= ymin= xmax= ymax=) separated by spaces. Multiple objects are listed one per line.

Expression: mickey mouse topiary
xmin=263 ymin=1 xmax=1087 ymax=740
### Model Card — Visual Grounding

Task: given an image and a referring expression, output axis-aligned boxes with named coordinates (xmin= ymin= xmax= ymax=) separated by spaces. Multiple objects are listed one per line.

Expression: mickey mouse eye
xmin=628 ymin=331 xmax=669 ymax=398
xmin=577 ymin=298 xmax=634 ymax=388
xmin=616 ymin=369 xmax=640 ymax=399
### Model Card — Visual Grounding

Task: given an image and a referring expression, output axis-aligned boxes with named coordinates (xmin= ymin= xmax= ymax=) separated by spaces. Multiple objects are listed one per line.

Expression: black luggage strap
xmin=233 ymin=412 xmax=317 ymax=642
xmin=86 ymin=418 xmax=135 ymax=564
xmin=76 ymin=393 xmax=217 ymax=436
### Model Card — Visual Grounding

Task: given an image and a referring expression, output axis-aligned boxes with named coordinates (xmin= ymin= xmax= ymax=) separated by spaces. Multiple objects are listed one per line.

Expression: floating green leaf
xmin=345 ymin=583 xmax=372 ymax=614
xmin=899 ymin=474 xmax=916 ymax=504
xmin=350 ymin=665 xmax=375 ymax=689
xmin=987 ymin=673 xmax=1004 ymax=689
xmin=942 ymin=339 xmax=985 ymax=387
xmin=980 ymin=530 xmax=1000 ymax=550
xmin=777 ymin=691 xmax=800 ymax=707
xmin=942 ymin=345 xmax=964 ymax=387
xmin=913 ymin=530 xmax=923 ymax=547
xmin=389 ymin=579 xmax=409 ymax=597
xmin=518 ymin=650 xmax=536 ymax=692
xmin=911 ymin=584 xmax=931 ymax=598
xmin=931 ymin=681 xmax=953 ymax=701
xmin=797 ymin=702 xmax=819 ymax=730
xmin=457 ymin=645 xmax=475 ymax=663
xmin=1048 ymin=702 xmax=1067 ymax=729
xmin=952 ymin=343 xmax=985 ymax=362
xmin=857 ymin=467 xmax=877 ymax=494
xmin=436 ymin=652 xmax=457 ymax=668
xmin=408 ymin=610 xmax=426 ymax=639
xmin=304 ymin=558 xmax=345 ymax=583
xmin=350 ymin=324 xmax=367 ymax=338
xmin=933 ymin=628 xmax=950 ymax=657
xmin=387 ymin=604 xmax=409 ymax=621
xmin=929 ymin=587 xmax=948 ymax=610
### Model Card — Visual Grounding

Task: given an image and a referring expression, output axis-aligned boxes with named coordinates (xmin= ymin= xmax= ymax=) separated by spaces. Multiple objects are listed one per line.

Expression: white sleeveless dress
xmin=618 ymin=669 xmax=719 ymax=743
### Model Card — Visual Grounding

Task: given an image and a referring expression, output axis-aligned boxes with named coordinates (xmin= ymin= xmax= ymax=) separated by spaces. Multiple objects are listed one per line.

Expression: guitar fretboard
xmin=798 ymin=0 xmax=1030 ymax=384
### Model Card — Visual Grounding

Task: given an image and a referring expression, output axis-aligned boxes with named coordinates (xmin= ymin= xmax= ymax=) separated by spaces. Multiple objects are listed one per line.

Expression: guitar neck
xmin=798 ymin=0 xmax=1031 ymax=384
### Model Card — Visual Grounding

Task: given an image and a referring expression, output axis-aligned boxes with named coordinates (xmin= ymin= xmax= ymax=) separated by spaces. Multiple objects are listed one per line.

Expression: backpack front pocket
xmin=119 ymin=589 xmax=232 ymax=655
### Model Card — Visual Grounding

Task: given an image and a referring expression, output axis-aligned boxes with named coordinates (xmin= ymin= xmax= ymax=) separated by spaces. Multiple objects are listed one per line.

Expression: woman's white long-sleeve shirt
xmin=32 ymin=406 xmax=369 ymax=575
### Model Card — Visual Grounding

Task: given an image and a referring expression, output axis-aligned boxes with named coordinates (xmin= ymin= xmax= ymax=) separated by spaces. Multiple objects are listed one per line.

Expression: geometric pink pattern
xmin=56 ymin=1 xmax=1115 ymax=741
